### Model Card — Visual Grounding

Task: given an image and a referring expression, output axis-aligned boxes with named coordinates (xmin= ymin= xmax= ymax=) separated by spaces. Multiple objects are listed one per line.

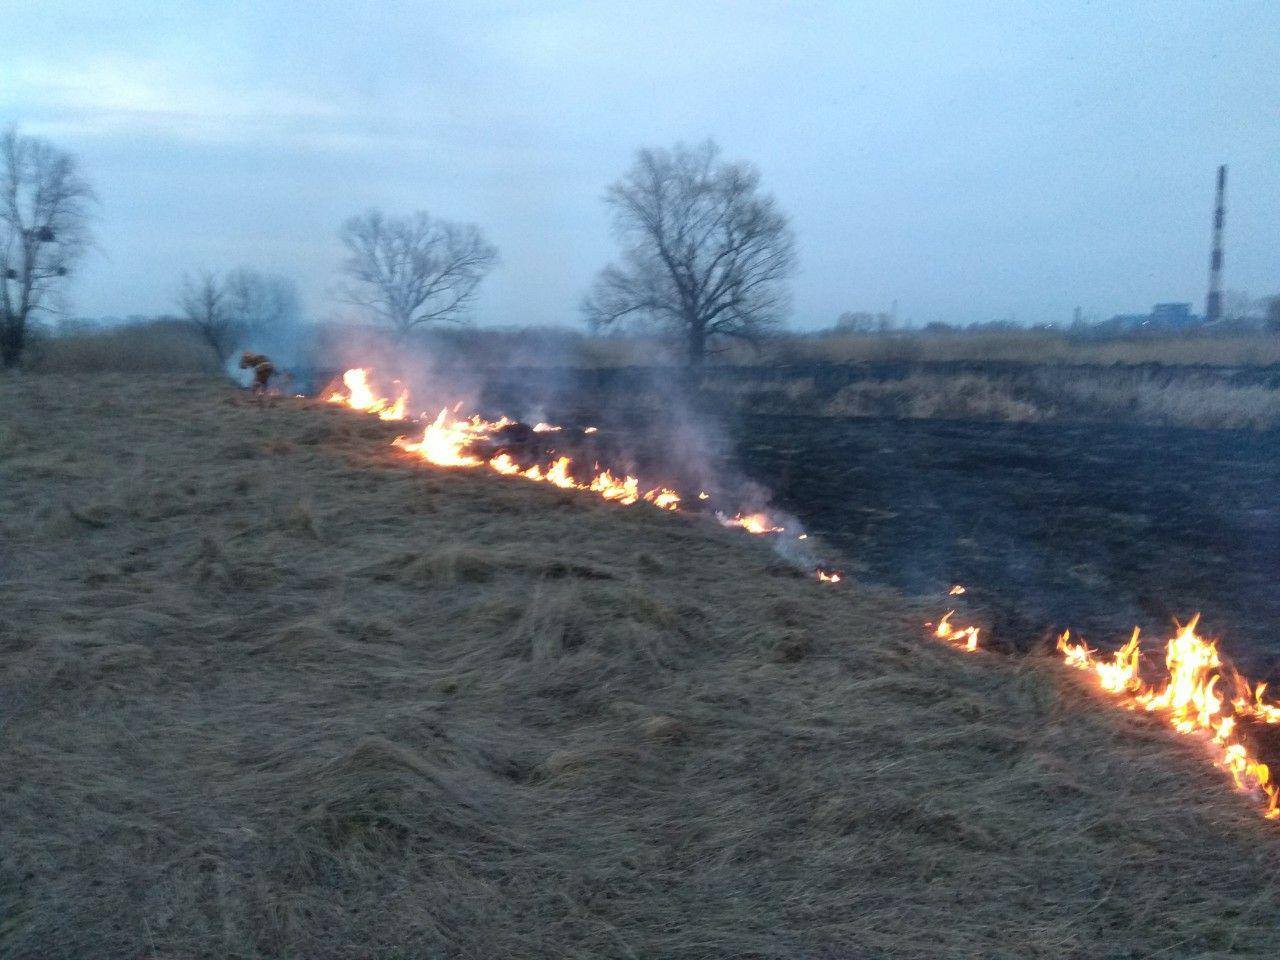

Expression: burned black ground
xmin=734 ymin=415 xmax=1280 ymax=677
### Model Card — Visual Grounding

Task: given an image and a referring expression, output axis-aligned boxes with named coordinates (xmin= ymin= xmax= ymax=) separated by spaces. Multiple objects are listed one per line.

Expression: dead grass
xmin=2 ymin=373 xmax=1280 ymax=958
xmin=26 ymin=319 xmax=220 ymax=374
xmin=471 ymin=328 xmax=1280 ymax=369
xmin=700 ymin=367 xmax=1280 ymax=429
xmin=746 ymin=330 xmax=1280 ymax=367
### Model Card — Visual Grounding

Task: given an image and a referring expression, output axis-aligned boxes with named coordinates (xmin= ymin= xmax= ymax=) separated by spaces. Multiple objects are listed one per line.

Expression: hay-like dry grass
xmin=697 ymin=367 xmax=1280 ymax=429
xmin=748 ymin=330 xmax=1280 ymax=368
xmin=27 ymin=320 xmax=220 ymax=375
xmin=2 ymin=374 xmax=1279 ymax=959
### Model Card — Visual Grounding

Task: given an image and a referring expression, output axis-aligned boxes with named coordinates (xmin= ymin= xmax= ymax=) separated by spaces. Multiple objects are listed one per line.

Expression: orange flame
xmin=1056 ymin=615 xmax=1280 ymax=821
xmin=817 ymin=570 xmax=842 ymax=583
xmin=933 ymin=610 xmax=980 ymax=653
xmin=718 ymin=512 xmax=784 ymax=535
xmin=344 ymin=377 xmax=685 ymax=515
xmin=326 ymin=368 xmax=409 ymax=421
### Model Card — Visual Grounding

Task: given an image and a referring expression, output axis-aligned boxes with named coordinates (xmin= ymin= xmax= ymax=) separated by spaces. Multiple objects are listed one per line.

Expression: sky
xmin=3 ymin=0 xmax=1279 ymax=329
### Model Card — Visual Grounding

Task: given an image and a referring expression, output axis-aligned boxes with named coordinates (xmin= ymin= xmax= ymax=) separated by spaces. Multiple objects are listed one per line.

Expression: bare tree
xmin=583 ymin=140 xmax=796 ymax=366
xmin=178 ymin=271 xmax=234 ymax=362
xmin=178 ymin=268 xmax=299 ymax=363
xmin=0 ymin=127 xmax=95 ymax=368
xmin=224 ymin=268 xmax=300 ymax=336
xmin=339 ymin=209 xmax=498 ymax=337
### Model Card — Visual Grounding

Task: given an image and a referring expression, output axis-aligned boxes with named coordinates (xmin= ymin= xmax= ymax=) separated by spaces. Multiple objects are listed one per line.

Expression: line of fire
xmin=323 ymin=364 xmax=1280 ymax=826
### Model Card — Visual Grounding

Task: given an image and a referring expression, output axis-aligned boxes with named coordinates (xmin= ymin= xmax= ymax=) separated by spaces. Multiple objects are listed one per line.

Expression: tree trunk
xmin=686 ymin=321 xmax=706 ymax=367
xmin=1 ymin=316 xmax=24 ymax=369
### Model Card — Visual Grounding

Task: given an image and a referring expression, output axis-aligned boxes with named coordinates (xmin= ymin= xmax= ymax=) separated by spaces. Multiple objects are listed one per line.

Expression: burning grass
xmin=3 ymin=373 xmax=1280 ymax=958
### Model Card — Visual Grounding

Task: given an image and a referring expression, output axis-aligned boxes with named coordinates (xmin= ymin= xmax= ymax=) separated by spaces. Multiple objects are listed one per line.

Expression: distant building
xmin=1102 ymin=302 xmax=1203 ymax=332
xmin=1149 ymin=303 xmax=1196 ymax=327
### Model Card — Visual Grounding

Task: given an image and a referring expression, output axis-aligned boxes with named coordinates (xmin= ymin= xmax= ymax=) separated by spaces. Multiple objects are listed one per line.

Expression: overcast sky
xmin=4 ymin=1 xmax=1278 ymax=328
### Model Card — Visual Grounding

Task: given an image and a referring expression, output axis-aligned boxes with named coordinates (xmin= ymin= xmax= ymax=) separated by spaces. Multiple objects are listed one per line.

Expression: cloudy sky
xmin=4 ymin=1 xmax=1278 ymax=328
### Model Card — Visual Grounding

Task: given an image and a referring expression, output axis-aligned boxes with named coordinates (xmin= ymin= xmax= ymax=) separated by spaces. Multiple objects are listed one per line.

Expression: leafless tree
xmin=224 ymin=268 xmax=300 ymax=336
xmin=583 ymin=140 xmax=796 ymax=366
xmin=178 ymin=268 xmax=300 ymax=363
xmin=178 ymin=271 xmax=234 ymax=362
xmin=0 ymin=127 xmax=95 ymax=368
xmin=339 ymin=209 xmax=498 ymax=337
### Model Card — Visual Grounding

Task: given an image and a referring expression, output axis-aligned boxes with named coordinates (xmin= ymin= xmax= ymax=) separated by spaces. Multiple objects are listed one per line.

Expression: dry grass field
xmin=750 ymin=330 xmax=1280 ymax=367
xmin=3 ymin=374 xmax=1280 ymax=958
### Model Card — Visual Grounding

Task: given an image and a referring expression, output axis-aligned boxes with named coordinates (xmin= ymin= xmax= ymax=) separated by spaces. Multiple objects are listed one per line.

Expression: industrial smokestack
xmin=1205 ymin=164 xmax=1226 ymax=323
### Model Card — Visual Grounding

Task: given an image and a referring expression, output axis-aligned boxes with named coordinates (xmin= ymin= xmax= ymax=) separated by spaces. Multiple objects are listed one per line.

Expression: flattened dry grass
xmin=2 ymin=373 xmax=1280 ymax=958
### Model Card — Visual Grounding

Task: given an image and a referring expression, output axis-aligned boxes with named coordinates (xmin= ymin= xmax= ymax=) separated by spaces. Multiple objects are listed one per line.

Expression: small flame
xmin=934 ymin=611 xmax=980 ymax=653
xmin=948 ymin=584 xmax=966 ymax=595
xmin=326 ymin=368 xmax=409 ymax=421
xmin=817 ymin=570 xmax=841 ymax=583
xmin=718 ymin=512 xmax=784 ymax=535
xmin=532 ymin=422 xmax=562 ymax=433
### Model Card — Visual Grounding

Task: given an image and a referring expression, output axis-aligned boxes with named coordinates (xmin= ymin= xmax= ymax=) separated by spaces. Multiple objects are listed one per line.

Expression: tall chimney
xmin=1205 ymin=164 xmax=1226 ymax=323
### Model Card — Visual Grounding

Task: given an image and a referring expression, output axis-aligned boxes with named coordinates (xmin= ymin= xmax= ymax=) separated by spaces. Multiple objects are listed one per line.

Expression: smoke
xmin=310 ymin=323 xmax=835 ymax=574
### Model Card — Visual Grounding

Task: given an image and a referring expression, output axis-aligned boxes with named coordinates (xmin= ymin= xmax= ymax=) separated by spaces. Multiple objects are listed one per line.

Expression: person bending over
xmin=238 ymin=351 xmax=276 ymax=396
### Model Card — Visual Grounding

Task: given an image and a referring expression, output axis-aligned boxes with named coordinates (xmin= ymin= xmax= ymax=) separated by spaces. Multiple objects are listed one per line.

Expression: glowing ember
xmin=1056 ymin=615 xmax=1280 ymax=821
xmin=948 ymin=584 xmax=966 ymax=595
xmin=817 ymin=570 xmax=841 ymax=583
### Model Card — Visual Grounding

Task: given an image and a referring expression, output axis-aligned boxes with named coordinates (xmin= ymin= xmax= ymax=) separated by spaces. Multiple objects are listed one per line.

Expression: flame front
xmin=1056 ymin=616 xmax=1280 ymax=821
xmin=321 ymin=366 xmax=1280 ymax=827
xmin=380 ymin=394 xmax=682 ymax=513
